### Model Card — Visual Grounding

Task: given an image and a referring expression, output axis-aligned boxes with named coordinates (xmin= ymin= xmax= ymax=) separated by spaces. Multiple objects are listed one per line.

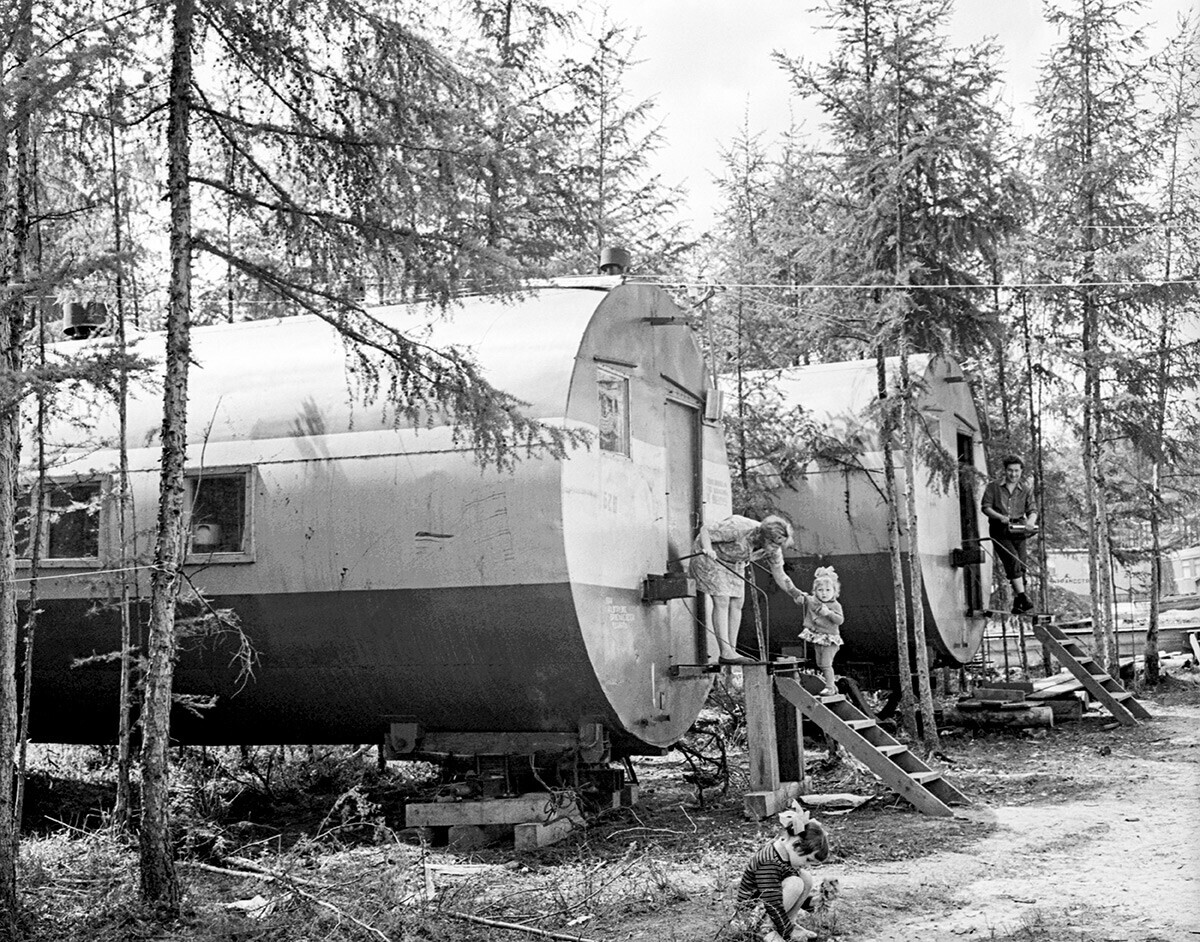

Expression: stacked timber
xmin=944 ymin=682 xmax=1054 ymax=728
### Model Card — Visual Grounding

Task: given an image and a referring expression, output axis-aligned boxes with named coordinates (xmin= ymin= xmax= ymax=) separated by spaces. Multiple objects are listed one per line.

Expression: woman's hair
xmin=758 ymin=514 xmax=793 ymax=548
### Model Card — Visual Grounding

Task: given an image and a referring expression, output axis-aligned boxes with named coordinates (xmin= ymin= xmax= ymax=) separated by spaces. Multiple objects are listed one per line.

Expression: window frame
xmin=184 ymin=465 xmax=256 ymax=564
xmin=16 ymin=476 xmax=107 ymax=567
xmin=596 ymin=366 xmax=632 ymax=459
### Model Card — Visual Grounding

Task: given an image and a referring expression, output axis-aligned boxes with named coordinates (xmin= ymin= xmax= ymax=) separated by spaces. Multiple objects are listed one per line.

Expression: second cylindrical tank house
xmin=732 ymin=355 xmax=991 ymax=684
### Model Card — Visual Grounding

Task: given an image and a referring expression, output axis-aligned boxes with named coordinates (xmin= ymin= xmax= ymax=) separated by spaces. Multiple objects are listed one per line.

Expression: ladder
xmin=774 ymin=676 xmax=969 ymax=818
xmin=1030 ymin=622 xmax=1151 ymax=726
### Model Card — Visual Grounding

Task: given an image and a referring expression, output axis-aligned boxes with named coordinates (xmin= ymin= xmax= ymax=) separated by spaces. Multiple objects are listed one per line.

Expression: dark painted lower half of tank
xmin=741 ymin=552 xmax=956 ymax=688
xmin=25 ymin=584 xmax=616 ymax=746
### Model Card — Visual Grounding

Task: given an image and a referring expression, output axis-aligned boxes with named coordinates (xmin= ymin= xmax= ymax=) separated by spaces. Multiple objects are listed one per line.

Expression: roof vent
xmin=61 ymin=301 xmax=109 ymax=339
xmin=598 ymin=246 xmax=631 ymax=276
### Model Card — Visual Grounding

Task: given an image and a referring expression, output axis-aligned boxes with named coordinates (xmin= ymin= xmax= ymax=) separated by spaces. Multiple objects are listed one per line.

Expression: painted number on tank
xmin=602 ymin=491 xmax=619 ymax=513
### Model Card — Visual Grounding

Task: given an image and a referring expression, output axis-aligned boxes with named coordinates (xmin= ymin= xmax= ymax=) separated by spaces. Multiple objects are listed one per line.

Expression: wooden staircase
xmin=774 ymin=676 xmax=969 ymax=818
xmin=1030 ymin=622 xmax=1151 ymax=726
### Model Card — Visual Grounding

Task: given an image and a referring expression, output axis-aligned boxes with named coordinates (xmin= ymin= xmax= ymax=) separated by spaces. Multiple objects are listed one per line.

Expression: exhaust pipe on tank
xmin=598 ymin=246 xmax=631 ymax=276
xmin=61 ymin=301 xmax=109 ymax=339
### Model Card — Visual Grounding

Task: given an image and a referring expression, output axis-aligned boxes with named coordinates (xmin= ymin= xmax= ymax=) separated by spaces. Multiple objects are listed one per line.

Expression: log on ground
xmin=942 ymin=704 xmax=1054 ymax=728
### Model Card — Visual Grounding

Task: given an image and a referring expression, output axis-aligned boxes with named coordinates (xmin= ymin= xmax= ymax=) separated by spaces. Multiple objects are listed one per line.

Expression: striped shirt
xmin=737 ymin=843 xmax=800 ymax=937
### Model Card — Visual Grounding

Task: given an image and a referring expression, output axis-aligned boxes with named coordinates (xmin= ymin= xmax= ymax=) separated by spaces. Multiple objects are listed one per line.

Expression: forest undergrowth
xmin=14 ymin=670 xmax=1200 ymax=942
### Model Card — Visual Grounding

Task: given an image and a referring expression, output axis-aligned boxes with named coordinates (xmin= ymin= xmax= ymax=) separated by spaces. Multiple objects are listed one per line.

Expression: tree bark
xmin=139 ymin=0 xmax=194 ymax=913
xmin=878 ymin=349 xmax=917 ymax=741
xmin=0 ymin=0 xmax=33 ymax=930
xmin=108 ymin=76 xmax=137 ymax=830
xmin=900 ymin=352 xmax=939 ymax=751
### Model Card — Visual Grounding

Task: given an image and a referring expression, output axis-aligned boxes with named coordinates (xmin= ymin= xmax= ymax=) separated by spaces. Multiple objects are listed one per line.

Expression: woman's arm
xmin=768 ymin=551 xmax=803 ymax=600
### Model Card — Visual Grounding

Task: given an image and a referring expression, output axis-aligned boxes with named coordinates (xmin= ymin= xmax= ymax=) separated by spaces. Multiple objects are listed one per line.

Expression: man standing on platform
xmin=981 ymin=454 xmax=1039 ymax=614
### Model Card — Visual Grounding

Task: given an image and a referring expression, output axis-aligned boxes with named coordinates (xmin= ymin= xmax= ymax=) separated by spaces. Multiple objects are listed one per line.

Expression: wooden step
xmin=1030 ymin=624 xmax=1151 ymax=725
xmin=774 ymin=677 xmax=964 ymax=818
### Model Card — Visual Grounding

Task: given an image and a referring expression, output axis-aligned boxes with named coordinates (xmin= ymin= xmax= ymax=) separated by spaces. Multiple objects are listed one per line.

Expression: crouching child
xmin=735 ymin=805 xmax=829 ymax=942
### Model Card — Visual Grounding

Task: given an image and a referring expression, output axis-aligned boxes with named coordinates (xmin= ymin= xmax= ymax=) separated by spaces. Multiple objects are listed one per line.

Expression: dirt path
xmin=821 ymin=696 xmax=1200 ymax=941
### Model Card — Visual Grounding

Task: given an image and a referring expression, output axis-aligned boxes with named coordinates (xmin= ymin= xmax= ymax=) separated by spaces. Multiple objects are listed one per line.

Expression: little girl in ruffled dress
xmin=796 ymin=566 xmax=845 ymax=696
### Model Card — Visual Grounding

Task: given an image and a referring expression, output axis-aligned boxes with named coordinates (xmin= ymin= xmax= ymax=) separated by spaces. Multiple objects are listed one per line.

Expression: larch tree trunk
xmin=139 ymin=0 xmax=194 ymax=912
xmin=878 ymin=348 xmax=917 ymax=741
xmin=900 ymin=351 xmax=939 ymax=751
xmin=108 ymin=76 xmax=137 ymax=830
xmin=0 ymin=0 xmax=33 ymax=931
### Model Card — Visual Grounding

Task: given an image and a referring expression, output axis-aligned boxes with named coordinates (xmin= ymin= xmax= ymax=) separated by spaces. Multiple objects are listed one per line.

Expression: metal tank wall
xmin=23 ymin=283 xmax=726 ymax=750
xmin=736 ymin=356 xmax=989 ymax=674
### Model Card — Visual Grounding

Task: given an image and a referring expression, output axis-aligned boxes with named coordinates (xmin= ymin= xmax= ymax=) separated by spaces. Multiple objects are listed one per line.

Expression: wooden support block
xmin=1189 ymin=631 xmax=1200 ymax=664
xmin=982 ymin=680 xmax=1036 ymax=694
xmin=514 ymin=815 xmax=577 ymax=850
xmin=1042 ymin=698 xmax=1084 ymax=721
xmin=617 ymin=784 xmax=639 ymax=807
xmin=406 ymin=794 xmax=575 ymax=827
xmin=743 ymin=782 xmax=800 ymax=820
xmin=973 ymin=687 xmax=1027 ymax=702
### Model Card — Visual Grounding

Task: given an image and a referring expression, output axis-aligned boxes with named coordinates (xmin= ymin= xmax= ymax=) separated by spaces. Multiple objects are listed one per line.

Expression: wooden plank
xmin=744 ymin=664 xmax=779 ymax=793
xmin=972 ymin=687 xmax=1026 ymax=702
xmin=979 ymin=680 xmax=1035 ymax=694
xmin=406 ymin=794 xmax=575 ymax=827
xmin=1189 ymin=630 xmax=1200 ymax=664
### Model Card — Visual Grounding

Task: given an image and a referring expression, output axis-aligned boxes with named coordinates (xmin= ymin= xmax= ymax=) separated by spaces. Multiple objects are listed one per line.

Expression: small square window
xmin=46 ymin=481 xmax=101 ymax=559
xmin=598 ymin=369 xmax=630 ymax=457
xmin=187 ymin=472 xmax=249 ymax=555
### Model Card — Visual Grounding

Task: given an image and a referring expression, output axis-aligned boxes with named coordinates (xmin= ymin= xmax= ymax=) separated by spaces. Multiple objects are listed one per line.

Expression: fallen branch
xmin=181 ymin=860 xmax=390 ymax=942
xmin=445 ymin=910 xmax=602 ymax=942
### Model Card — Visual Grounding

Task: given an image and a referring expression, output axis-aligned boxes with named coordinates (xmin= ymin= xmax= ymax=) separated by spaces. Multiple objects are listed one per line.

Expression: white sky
xmin=596 ymin=0 xmax=1198 ymax=234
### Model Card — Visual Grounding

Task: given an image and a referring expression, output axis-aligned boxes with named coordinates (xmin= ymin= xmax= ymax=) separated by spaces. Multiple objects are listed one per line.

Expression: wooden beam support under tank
xmin=742 ymin=662 xmax=802 ymax=819
xmin=385 ymin=722 xmax=609 ymax=763
xmin=405 ymin=794 xmax=580 ymax=828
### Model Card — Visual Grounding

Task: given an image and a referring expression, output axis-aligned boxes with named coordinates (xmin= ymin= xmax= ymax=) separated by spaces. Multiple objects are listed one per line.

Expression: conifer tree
xmin=1033 ymin=0 xmax=1156 ymax=671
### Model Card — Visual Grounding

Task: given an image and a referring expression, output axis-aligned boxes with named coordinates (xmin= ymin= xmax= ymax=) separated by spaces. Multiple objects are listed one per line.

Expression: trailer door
xmin=665 ymin=397 xmax=702 ymax=661
xmin=957 ymin=432 xmax=983 ymax=613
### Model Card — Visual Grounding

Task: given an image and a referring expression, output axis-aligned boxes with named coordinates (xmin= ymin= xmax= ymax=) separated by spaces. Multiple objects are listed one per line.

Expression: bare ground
xmin=16 ymin=675 xmax=1200 ymax=942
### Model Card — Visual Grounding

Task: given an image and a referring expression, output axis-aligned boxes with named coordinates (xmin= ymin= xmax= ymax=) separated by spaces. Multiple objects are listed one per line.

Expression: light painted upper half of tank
xmin=737 ymin=354 xmax=977 ymax=440
xmin=47 ymin=279 xmax=627 ymax=448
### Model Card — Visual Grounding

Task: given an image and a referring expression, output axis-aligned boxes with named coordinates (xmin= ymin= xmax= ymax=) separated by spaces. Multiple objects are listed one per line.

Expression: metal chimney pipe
xmin=61 ymin=301 xmax=109 ymax=339
xmin=598 ymin=247 xmax=631 ymax=276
